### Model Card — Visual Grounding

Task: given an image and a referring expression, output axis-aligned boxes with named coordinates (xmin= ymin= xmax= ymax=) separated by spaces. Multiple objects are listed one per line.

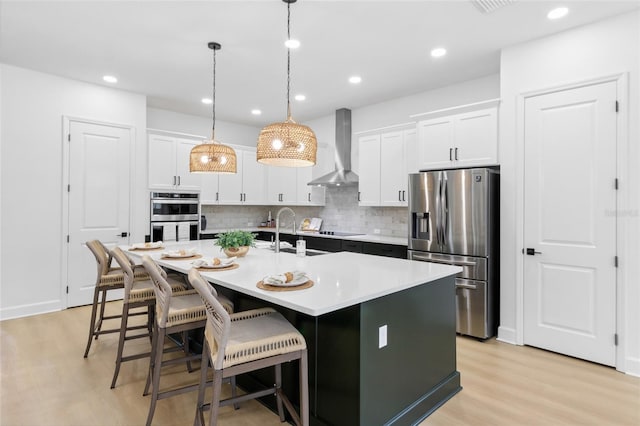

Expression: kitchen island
xmin=126 ymin=241 xmax=462 ymax=426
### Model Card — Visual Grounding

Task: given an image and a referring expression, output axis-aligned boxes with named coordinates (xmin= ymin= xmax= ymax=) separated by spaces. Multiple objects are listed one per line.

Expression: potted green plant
xmin=214 ymin=230 xmax=256 ymax=257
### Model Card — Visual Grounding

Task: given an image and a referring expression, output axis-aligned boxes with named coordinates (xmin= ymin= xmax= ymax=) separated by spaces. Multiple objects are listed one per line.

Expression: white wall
xmin=147 ymin=107 xmax=259 ymax=148
xmin=499 ymin=11 xmax=640 ymax=375
xmin=0 ymin=64 xmax=147 ymax=319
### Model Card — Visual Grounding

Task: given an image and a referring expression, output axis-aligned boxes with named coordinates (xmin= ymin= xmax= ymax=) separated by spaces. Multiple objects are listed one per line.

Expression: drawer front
xmin=362 ymin=242 xmax=407 ymax=259
xmin=341 ymin=240 xmax=363 ymax=253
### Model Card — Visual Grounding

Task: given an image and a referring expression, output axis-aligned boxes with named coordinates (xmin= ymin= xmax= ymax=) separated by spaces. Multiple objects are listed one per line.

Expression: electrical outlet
xmin=374 ymin=228 xmax=381 ymax=234
xmin=247 ymin=222 xmax=254 ymax=227
xmin=379 ymin=325 xmax=387 ymax=348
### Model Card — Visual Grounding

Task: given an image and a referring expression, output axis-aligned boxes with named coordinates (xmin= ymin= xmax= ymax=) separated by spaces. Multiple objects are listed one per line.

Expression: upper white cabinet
xmin=201 ymin=147 xmax=267 ymax=205
xmin=148 ymin=133 xmax=201 ymax=191
xmin=358 ymin=127 xmax=416 ymax=207
xmin=267 ymin=144 xmax=327 ymax=206
xmin=417 ymin=106 xmax=498 ymax=170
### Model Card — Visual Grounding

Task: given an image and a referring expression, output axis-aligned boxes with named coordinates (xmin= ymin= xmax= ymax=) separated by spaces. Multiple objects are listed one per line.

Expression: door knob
xmin=117 ymin=232 xmax=129 ymax=238
xmin=526 ymin=248 xmax=542 ymax=255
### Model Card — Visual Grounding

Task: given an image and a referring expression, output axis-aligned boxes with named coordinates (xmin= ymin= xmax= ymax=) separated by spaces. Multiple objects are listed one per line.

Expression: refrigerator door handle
xmin=456 ymin=282 xmax=477 ymax=290
xmin=435 ymin=172 xmax=443 ymax=245
xmin=442 ymin=175 xmax=449 ymax=243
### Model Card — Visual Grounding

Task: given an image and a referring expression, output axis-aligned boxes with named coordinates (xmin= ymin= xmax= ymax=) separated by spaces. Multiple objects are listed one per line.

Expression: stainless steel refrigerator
xmin=408 ymin=167 xmax=499 ymax=339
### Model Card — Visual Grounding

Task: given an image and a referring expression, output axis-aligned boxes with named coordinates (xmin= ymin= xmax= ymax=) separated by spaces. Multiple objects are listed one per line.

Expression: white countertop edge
xmin=125 ymin=242 xmax=459 ymax=317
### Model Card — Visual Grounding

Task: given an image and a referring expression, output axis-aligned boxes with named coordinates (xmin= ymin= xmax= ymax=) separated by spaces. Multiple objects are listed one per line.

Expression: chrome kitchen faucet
xmin=275 ymin=207 xmax=296 ymax=253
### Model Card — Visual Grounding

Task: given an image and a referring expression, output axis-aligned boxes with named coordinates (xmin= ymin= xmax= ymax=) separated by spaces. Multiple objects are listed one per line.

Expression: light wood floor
xmin=1 ymin=302 xmax=638 ymax=425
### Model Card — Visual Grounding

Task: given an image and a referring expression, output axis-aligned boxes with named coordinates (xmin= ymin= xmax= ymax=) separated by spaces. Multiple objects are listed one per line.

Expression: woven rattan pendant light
xmin=256 ymin=0 xmax=317 ymax=167
xmin=190 ymin=42 xmax=237 ymax=174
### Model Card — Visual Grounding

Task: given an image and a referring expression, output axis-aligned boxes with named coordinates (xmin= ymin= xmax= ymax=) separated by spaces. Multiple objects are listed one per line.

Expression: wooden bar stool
xmin=188 ymin=268 xmax=309 ymax=426
xmin=142 ymin=255 xmax=233 ymax=426
xmin=83 ymin=240 xmax=149 ymax=358
xmin=109 ymin=247 xmax=188 ymax=389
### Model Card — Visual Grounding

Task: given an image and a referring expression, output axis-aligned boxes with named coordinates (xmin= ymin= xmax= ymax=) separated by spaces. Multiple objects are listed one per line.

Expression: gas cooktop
xmin=318 ymin=231 xmax=364 ymax=237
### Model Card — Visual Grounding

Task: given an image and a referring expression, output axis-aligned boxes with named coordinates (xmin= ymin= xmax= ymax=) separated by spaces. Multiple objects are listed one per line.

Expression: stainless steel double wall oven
xmin=150 ymin=192 xmax=199 ymax=242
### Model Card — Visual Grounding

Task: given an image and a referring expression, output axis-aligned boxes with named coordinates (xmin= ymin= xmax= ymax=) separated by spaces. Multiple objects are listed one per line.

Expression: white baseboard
xmin=497 ymin=326 xmax=517 ymax=344
xmin=624 ymin=357 xmax=640 ymax=377
xmin=0 ymin=299 xmax=63 ymax=321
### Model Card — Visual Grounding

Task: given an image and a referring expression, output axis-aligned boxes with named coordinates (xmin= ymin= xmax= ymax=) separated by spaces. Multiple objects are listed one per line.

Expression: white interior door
xmin=523 ymin=80 xmax=617 ymax=366
xmin=67 ymin=121 xmax=131 ymax=307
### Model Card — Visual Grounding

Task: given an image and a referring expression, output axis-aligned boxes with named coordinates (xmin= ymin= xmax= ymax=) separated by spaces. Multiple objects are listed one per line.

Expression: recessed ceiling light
xmin=201 ymin=98 xmax=212 ymax=105
xmin=251 ymin=109 xmax=262 ymax=116
xmin=547 ymin=7 xmax=569 ymax=20
xmin=285 ymin=39 xmax=300 ymax=49
xmin=295 ymin=94 xmax=306 ymax=101
xmin=349 ymin=76 xmax=362 ymax=84
xmin=103 ymin=75 xmax=118 ymax=83
xmin=430 ymin=47 xmax=447 ymax=58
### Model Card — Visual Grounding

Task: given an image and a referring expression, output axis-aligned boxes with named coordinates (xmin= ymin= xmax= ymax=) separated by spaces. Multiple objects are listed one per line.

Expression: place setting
xmin=191 ymin=256 xmax=239 ymax=272
xmin=129 ymin=241 xmax=164 ymax=251
xmin=160 ymin=248 xmax=201 ymax=261
xmin=257 ymin=271 xmax=313 ymax=292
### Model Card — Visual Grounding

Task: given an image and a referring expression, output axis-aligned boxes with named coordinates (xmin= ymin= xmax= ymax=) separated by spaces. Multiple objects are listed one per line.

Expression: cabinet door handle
xmin=402 ymin=190 xmax=406 ymax=201
xmin=240 ymin=193 xmax=243 ymax=202
xmin=455 ymin=147 xmax=459 ymax=161
xmin=177 ymin=176 xmax=181 ymax=186
xmin=398 ymin=190 xmax=402 ymax=201
xmin=308 ymin=193 xmax=311 ymax=202
xmin=358 ymin=191 xmax=361 ymax=202
xmin=243 ymin=193 xmax=246 ymax=202
xmin=173 ymin=176 xmax=177 ymax=185
xmin=449 ymin=148 xmax=453 ymax=161
xmin=216 ymin=192 xmax=219 ymax=202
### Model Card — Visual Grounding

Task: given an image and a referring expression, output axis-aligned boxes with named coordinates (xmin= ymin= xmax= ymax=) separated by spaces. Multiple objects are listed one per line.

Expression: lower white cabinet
xmin=148 ymin=133 xmax=202 ymax=191
xmin=358 ymin=127 xmax=416 ymax=207
xmin=417 ymin=106 xmax=498 ymax=170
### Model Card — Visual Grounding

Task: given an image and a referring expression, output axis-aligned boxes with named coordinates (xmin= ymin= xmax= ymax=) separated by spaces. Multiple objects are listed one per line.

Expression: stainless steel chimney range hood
xmin=308 ymin=108 xmax=358 ymax=187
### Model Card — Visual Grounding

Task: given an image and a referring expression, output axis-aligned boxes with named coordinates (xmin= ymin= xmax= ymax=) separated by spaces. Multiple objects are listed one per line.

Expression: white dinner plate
xmin=192 ymin=259 xmax=236 ymax=269
xmin=162 ymin=251 xmax=198 ymax=259
xmin=264 ymin=275 xmax=309 ymax=287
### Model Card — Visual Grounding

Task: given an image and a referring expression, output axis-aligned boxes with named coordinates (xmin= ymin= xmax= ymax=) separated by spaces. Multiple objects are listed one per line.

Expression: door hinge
xmin=614 ymin=333 xmax=618 ymax=346
xmin=614 ymin=256 xmax=619 ymax=267
xmin=66 ymin=286 xmax=69 ymax=294
xmin=614 ymin=178 xmax=619 ymax=190
xmin=66 ymin=235 xmax=70 ymax=243
xmin=615 ymin=100 xmax=619 ymax=112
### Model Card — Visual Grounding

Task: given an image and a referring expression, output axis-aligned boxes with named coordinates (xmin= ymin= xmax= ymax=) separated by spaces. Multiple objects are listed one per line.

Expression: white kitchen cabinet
xmin=148 ymin=133 xmax=202 ymax=191
xmin=297 ymin=166 xmax=326 ymax=206
xmin=417 ymin=106 xmax=498 ymax=170
xmin=358 ymin=128 xmax=415 ymax=207
xmin=267 ymin=166 xmax=297 ymax=204
xmin=201 ymin=147 xmax=267 ymax=205
xmin=358 ymin=134 xmax=381 ymax=206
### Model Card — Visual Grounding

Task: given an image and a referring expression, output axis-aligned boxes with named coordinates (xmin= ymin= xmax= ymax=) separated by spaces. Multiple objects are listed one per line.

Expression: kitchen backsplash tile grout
xmin=201 ymin=186 xmax=407 ymax=237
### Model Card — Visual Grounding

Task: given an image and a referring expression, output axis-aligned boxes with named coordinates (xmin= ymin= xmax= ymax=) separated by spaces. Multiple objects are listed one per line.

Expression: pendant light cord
xmin=286 ymin=0 xmax=292 ymax=119
xmin=212 ymin=45 xmax=217 ymax=140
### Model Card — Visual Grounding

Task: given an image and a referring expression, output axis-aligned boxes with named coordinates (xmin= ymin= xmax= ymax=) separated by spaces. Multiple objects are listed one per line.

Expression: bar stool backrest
xmin=188 ymin=269 xmax=231 ymax=370
xmin=111 ymin=247 xmax=136 ymax=301
xmin=141 ymin=255 xmax=174 ymax=328
xmin=86 ymin=240 xmax=110 ymax=280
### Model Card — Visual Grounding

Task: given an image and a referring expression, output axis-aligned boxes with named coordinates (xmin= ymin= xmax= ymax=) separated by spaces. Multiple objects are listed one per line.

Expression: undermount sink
xmin=276 ymin=247 xmax=327 ymax=256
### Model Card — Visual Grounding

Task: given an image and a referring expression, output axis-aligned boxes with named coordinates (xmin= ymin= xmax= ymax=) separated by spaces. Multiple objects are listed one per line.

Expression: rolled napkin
xmin=131 ymin=241 xmax=163 ymax=249
xmin=161 ymin=248 xmax=197 ymax=257
xmin=191 ymin=256 xmax=236 ymax=267
xmin=264 ymin=270 xmax=307 ymax=285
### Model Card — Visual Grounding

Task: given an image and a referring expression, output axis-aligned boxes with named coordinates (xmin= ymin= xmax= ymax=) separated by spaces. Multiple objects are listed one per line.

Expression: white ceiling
xmin=1 ymin=0 xmax=638 ymax=126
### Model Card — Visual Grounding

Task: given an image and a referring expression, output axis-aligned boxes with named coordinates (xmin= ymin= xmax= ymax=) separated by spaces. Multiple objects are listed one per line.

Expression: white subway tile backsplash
xmin=202 ymin=185 xmax=408 ymax=237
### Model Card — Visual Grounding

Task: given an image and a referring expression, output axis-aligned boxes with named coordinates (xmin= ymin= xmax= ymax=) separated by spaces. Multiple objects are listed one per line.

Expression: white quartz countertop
xmin=125 ymin=240 xmax=459 ymax=317
xmin=200 ymin=227 xmax=408 ymax=246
